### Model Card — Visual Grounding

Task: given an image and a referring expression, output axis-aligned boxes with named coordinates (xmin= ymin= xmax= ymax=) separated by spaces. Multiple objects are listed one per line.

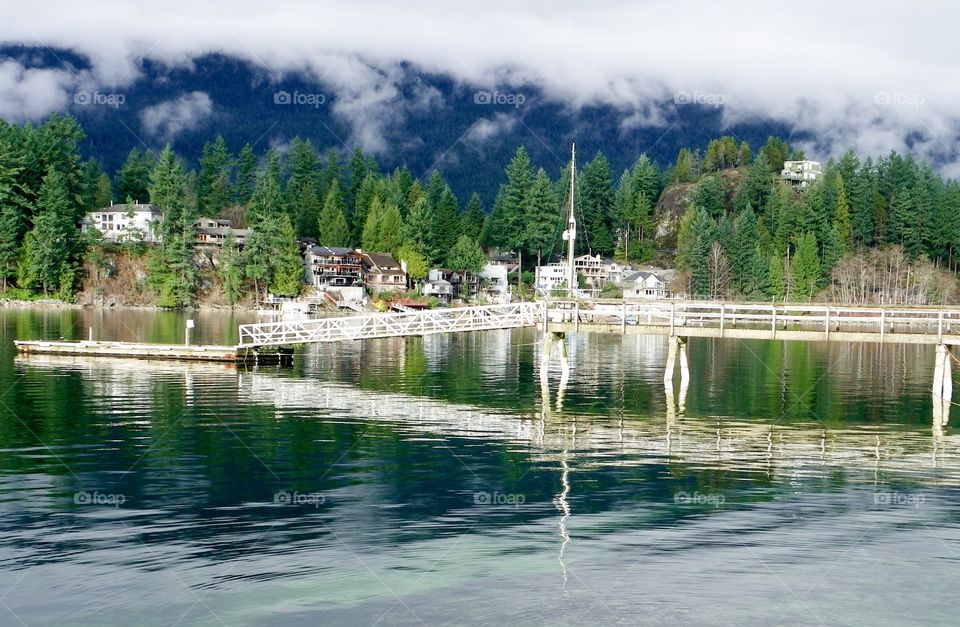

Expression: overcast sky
xmin=1 ymin=0 xmax=958 ymax=172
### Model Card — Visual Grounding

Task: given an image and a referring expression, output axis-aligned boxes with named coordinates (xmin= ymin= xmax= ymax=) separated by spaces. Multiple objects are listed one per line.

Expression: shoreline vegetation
xmin=2 ymin=115 xmax=959 ymax=310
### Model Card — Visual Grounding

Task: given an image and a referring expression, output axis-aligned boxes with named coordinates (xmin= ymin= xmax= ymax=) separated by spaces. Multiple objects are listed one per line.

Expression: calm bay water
xmin=0 ymin=307 xmax=958 ymax=625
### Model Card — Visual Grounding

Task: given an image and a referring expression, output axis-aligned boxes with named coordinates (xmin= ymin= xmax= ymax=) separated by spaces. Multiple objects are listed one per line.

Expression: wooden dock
xmin=13 ymin=340 xmax=293 ymax=365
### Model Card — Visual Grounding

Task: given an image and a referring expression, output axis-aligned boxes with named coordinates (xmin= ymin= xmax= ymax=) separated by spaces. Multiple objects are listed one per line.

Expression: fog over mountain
xmin=2 ymin=0 xmax=958 ymax=195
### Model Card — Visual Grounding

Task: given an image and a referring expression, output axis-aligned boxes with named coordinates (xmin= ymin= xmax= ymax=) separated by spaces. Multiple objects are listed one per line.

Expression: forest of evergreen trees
xmin=1 ymin=113 xmax=959 ymax=306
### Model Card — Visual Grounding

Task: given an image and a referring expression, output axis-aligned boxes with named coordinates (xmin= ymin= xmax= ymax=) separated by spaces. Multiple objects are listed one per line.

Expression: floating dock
xmin=14 ymin=340 xmax=294 ymax=365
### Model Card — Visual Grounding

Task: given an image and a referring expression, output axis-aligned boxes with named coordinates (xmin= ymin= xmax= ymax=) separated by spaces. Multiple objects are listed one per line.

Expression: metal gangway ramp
xmin=238 ymin=302 xmax=543 ymax=347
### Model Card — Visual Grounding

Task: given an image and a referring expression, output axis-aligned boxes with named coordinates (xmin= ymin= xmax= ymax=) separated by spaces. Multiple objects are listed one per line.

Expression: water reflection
xmin=3 ymin=317 xmax=960 ymax=624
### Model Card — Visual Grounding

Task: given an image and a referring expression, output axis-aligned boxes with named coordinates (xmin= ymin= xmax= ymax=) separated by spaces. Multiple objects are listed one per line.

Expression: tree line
xmin=2 ymin=114 xmax=959 ymax=306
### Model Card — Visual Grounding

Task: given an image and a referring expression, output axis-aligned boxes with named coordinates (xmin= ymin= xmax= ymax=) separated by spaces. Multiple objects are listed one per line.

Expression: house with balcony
xmin=305 ymin=246 xmax=364 ymax=289
xmin=82 ymin=202 xmax=163 ymax=243
xmin=362 ymin=252 xmax=407 ymax=293
xmin=193 ymin=217 xmax=249 ymax=248
xmin=781 ymin=160 xmax=823 ymax=188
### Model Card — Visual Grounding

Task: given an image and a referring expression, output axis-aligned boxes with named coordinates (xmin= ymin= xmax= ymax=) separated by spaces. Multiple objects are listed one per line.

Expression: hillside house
xmin=82 ymin=203 xmax=163 ymax=243
xmin=781 ymin=160 xmax=823 ymax=188
xmin=193 ymin=217 xmax=249 ymax=248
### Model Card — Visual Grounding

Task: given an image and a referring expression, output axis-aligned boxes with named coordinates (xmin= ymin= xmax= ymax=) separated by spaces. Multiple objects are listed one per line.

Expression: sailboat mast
xmin=567 ymin=143 xmax=577 ymax=297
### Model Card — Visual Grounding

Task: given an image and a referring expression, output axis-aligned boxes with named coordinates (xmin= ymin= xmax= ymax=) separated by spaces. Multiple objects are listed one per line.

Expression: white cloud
xmin=1 ymin=0 xmax=959 ymax=168
xmin=0 ymin=61 xmax=77 ymax=121
xmin=465 ymin=114 xmax=518 ymax=144
xmin=139 ymin=91 xmax=213 ymax=140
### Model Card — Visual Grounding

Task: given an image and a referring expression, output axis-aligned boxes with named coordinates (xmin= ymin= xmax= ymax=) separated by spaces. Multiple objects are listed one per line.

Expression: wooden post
xmin=880 ymin=309 xmax=886 ymax=344
xmin=720 ymin=304 xmax=725 ymax=338
xmin=669 ymin=302 xmax=676 ymax=337
xmin=771 ymin=306 xmax=776 ymax=339
xmin=938 ymin=310 xmax=944 ymax=344
xmin=88 ymin=326 xmax=94 ymax=342
xmin=825 ymin=307 xmax=830 ymax=340
xmin=621 ymin=302 xmax=627 ymax=334
xmin=574 ymin=302 xmax=580 ymax=332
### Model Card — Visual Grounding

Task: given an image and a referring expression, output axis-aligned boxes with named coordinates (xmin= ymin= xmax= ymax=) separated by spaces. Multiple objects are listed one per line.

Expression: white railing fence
xmin=545 ymin=300 xmax=960 ymax=340
xmin=238 ymin=302 xmax=543 ymax=347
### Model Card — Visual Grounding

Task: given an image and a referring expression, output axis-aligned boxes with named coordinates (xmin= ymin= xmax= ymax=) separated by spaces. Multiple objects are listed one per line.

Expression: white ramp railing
xmin=238 ymin=302 xmax=543 ymax=347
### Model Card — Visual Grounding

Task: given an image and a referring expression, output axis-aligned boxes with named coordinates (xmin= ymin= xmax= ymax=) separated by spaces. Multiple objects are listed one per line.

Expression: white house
xmin=535 ymin=263 xmax=569 ymax=295
xmin=478 ymin=263 xmax=511 ymax=304
xmin=83 ymin=202 xmax=162 ymax=243
xmin=624 ymin=271 xmax=667 ymax=300
xmin=781 ymin=160 xmax=823 ymax=188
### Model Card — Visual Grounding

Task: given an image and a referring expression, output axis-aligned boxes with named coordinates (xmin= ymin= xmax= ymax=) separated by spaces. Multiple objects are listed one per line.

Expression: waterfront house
xmin=82 ymin=202 xmax=163 ymax=243
xmin=305 ymin=246 xmax=364 ymax=289
xmin=362 ymin=252 xmax=407 ymax=293
xmin=426 ymin=268 xmax=476 ymax=299
xmin=535 ymin=263 xmax=569 ymax=295
xmin=624 ymin=271 xmax=667 ymax=299
xmin=423 ymin=278 xmax=454 ymax=303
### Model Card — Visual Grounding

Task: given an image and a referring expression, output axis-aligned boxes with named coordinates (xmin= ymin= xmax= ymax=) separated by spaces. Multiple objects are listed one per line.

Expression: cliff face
xmin=653 ymin=168 xmax=747 ymax=253
xmin=78 ymin=248 xmax=253 ymax=308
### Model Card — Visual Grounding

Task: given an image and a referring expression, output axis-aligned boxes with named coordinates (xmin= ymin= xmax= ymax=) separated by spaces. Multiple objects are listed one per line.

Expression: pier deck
xmin=13 ymin=340 xmax=293 ymax=364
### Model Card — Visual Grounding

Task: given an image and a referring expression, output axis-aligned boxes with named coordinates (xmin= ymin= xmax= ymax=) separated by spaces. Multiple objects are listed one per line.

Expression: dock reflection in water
xmin=2 ymin=325 xmax=959 ymax=625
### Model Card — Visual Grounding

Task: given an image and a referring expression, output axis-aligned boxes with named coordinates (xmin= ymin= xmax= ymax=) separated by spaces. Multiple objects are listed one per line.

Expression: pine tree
xmin=247 ymin=153 xmax=286 ymax=226
xmin=769 ymin=253 xmax=786 ymax=301
xmin=233 ymin=143 xmax=258 ymax=205
xmin=579 ymin=151 xmax=615 ymax=256
xmin=433 ymin=185 xmax=460 ymax=255
xmin=791 ymin=232 xmax=821 ymax=300
xmin=378 ymin=202 xmax=404 ymax=254
xmin=832 ymin=174 xmax=853 ymax=253
xmin=286 ymin=137 xmax=321 ymax=237
xmin=115 ymin=148 xmax=155 ymax=204
xmin=460 ymin=193 xmax=485 ymax=241
xmin=147 ymin=145 xmax=196 ymax=307
xmin=362 ymin=197 xmax=384 ymax=251
xmin=271 ymin=214 xmax=304 ymax=296
xmin=318 ymin=149 xmax=343 ymax=204
xmin=19 ymin=167 xmax=80 ymax=297
xmin=523 ymin=168 xmax=559 ymax=266
xmin=690 ymin=174 xmax=727 ymax=217
xmin=197 ymin=135 xmax=232 ymax=216
xmin=318 ymin=180 xmax=351 ymax=247
xmin=352 ymin=174 xmax=382 ymax=243
xmin=404 ymin=196 xmax=439 ymax=262
xmin=489 ymin=146 xmax=534 ymax=254
xmin=0 ymin=151 xmax=25 ymax=291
